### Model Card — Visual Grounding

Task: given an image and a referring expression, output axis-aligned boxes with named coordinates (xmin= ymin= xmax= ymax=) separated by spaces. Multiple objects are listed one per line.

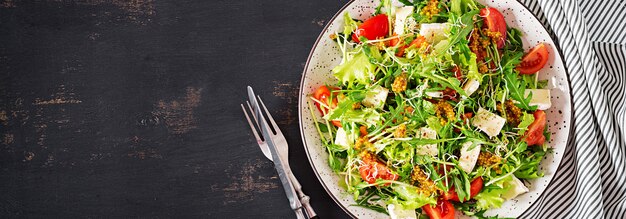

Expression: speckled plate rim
xmin=298 ymin=1 xmax=357 ymax=217
xmin=297 ymin=0 xmax=575 ymax=218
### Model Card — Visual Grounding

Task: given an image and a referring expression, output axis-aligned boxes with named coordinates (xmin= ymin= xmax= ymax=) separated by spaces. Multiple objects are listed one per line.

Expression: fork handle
xmin=288 ymin=173 xmax=317 ymax=219
xmin=299 ymin=194 xmax=318 ymax=219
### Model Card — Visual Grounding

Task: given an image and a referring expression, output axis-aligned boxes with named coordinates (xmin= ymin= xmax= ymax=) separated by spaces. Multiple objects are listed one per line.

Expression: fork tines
xmin=241 ymin=102 xmax=263 ymax=142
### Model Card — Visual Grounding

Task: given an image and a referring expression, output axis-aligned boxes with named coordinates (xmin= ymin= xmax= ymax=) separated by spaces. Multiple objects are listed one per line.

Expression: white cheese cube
xmin=362 ymin=86 xmax=389 ymax=109
xmin=502 ymin=175 xmax=530 ymax=200
xmin=472 ymin=108 xmax=506 ymax=138
xmin=525 ymin=89 xmax=551 ymax=110
xmin=425 ymin=91 xmax=443 ymax=98
xmin=458 ymin=141 xmax=481 ymax=173
xmin=463 ymin=78 xmax=480 ymax=97
xmin=416 ymin=127 xmax=438 ymax=156
xmin=394 ymin=6 xmax=415 ymax=35
xmin=420 ymin=23 xmax=449 ymax=44
xmin=334 ymin=127 xmax=352 ymax=149
xmin=388 ymin=204 xmax=417 ymax=219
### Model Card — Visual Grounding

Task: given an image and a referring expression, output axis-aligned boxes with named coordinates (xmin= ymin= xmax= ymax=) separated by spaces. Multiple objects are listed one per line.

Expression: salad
xmin=306 ymin=0 xmax=554 ymax=218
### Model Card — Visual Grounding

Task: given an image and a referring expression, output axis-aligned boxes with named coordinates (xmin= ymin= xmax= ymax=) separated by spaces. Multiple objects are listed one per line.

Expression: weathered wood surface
xmin=0 ymin=0 xmax=350 ymax=218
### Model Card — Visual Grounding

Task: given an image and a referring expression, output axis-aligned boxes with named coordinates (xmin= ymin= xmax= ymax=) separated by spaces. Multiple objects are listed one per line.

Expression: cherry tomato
xmin=359 ymin=125 xmax=368 ymax=137
xmin=524 ymin=110 xmax=547 ymax=146
xmin=442 ymin=177 xmax=484 ymax=202
xmin=388 ymin=35 xmax=427 ymax=57
xmin=352 ymin=14 xmax=389 ymax=43
xmin=517 ymin=43 xmax=550 ymax=74
xmin=312 ymin=85 xmax=341 ymax=127
xmin=480 ymin=7 xmax=507 ymax=49
xmin=312 ymin=86 xmax=334 ymax=114
xmin=388 ymin=34 xmax=406 ymax=56
xmin=388 ymin=35 xmax=401 ymax=47
xmin=422 ymin=199 xmax=455 ymax=219
xmin=358 ymin=153 xmax=399 ymax=185
xmin=409 ymin=35 xmax=427 ymax=49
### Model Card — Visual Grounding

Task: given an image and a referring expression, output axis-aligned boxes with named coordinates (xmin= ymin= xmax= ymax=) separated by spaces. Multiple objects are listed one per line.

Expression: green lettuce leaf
xmin=333 ymin=51 xmax=376 ymax=85
xmin=326 ymin=107 xmax=382 ymax=128
xmin=450 ymin=0 xmax=480 ymax=16
xmin=502 ymin=51 xmax=537 ymax=111
xmin=514 ymin=148 xmax=547 ymax=179
xmin=343 ymin=12 xmax=359 ymax=36
xmin=391 ymin=184 xmax=437 ymax=209
xmin=461 ymin=52 xmax=482 ymax=83
xmin=433 ymin=10 xmax=478 ymax=56
xmin=328 ymin=152 xmax=344 ymax=172
xmin=474 ymin=184 xmax=508 ymax=210
xmin=413 ymin=63 xmax=468 ymax=96
xmin=517 ymin=112 xmax=535 ymax=135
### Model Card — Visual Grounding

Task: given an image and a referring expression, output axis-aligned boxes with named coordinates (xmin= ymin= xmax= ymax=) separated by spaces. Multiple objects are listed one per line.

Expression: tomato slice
xmin=442 ymin=177 xmax=484 ymax=202
xmin=388 ymin=34 xmax=406 ymax=56
xmin=524 ymin=110 xmax=547 ymax=146
xmin=352 ymin=14 xmax=389 ymax=43
xmin=388 ymin=35 xmax=401 ymax=47
xmin=359 ymin=125 xmax=368 ymax=137
xmin=480 ymin=7 xmax=507 ymax=49
xmin=422 ymin=200 xmax=455 ymax=219
xmin=517 ymin=43 xmax=550 ymax=74
xmin=358 ymin=153 xmax=399 ymax=185
xmin=409 ymin=35 xmax=427 ymax=49
xmin=312 ymin=85 xmax=341 ymax=127
xmin=312 ymin=85 xmax=333 ymax=114
xmin=389 ymin=35 xmax=427 ymax=57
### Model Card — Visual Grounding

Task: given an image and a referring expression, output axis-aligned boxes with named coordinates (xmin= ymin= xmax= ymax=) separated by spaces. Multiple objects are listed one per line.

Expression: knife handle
xmin=295 ymin=208 xmax=306 ymax=219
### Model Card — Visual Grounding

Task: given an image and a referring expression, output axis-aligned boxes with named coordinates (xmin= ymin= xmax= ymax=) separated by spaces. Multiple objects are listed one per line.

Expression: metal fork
xmin=241 ymin=87 xmax=317 ymax=219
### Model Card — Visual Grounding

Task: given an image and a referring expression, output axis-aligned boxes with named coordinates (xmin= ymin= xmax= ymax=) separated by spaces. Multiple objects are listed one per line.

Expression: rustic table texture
xmin=0 ymin=0 xmax=351 ymax=218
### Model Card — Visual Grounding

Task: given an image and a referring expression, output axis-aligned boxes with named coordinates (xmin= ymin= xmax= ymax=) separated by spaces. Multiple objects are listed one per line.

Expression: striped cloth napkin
xmin=517 ymin=0 xmax=626 ymax=218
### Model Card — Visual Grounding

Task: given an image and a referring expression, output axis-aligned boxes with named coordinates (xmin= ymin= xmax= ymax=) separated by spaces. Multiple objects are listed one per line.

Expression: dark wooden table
xmin=0 ymin=0 xmax=351 ymax=218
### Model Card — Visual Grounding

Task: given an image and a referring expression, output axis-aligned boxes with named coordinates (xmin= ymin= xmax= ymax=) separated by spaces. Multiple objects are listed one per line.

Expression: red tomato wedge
xmin=352 ymin=14 xmax=389 ymax=43
xmin=312 ymin=85 xmax=335 ymax=114
xmin=524 ymin=110 xmax=547 ymax=146
xmin=388 ymin=35 xmax=401 ymax=47
xmin=422 ymin=199 xmax=455 ymax=219
xmin=442 ymin=177 xmax=484 ymax=202
xmin=312 ymin=85 xmax=341 ymax=127
xmin=358 ymin=153 xmax=399 ymax=185
xmin=409 ymin=35 xmax=427 ymax=49
xmin=480 ymin=7 xmax=507 ymax=49
xmin=517 ymin=43 xmax=550 ymax=74
xmin=388 ymin=34 xmax=406 ymax=56
xmin=359 ymin=125 xmax=368 ymax=137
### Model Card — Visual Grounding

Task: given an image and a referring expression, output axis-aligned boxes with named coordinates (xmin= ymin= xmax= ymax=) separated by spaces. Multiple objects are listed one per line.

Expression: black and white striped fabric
xmin=517 ymin=0 xmax=626 ymax=218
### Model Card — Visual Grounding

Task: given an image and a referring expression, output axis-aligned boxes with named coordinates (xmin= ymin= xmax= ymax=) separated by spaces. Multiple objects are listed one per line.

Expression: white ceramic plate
xmin=298 ymin=0 xmax=572 ymax=218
